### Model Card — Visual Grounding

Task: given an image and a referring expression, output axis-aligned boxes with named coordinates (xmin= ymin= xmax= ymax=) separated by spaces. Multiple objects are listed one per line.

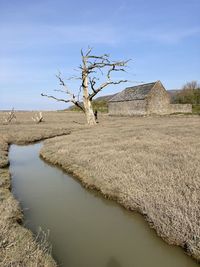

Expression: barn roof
xmin=109 ymin=81 xmax=158 ymax=102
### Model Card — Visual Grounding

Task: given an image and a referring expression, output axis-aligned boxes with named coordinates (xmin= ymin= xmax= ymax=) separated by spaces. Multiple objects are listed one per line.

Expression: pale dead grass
xmin=0 ymin=111 xmax=83 ymax=267
xmin=0 ymin=169 xmax=56 ymax=267
xmin=40 ymin=114 xmax=200 ymax=261
xmin=0 ymin=193 xmax=55 ymax=267
xmin=0 ymin=111 xmax=200 ymax=263
xmin=0 ymin=111 xmax=85 ymax=146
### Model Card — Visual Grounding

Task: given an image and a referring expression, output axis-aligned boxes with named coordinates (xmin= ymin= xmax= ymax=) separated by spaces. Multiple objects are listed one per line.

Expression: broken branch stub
xmin=31 ymin=112 xmax=44 ymax=124
xmin=2 ymin=108 xmax=17 ymax=124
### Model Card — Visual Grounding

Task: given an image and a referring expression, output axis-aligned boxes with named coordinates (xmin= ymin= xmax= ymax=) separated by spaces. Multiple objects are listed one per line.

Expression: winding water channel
xmin=9 ymin=143 xmax=199 ymax=267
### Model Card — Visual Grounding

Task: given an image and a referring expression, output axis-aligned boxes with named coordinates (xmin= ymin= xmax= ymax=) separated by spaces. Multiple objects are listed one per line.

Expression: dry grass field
xmin=0 ymin=111 xmax=200 ymax=265
xmin=0 ymin=111 xmax=75 ymax=267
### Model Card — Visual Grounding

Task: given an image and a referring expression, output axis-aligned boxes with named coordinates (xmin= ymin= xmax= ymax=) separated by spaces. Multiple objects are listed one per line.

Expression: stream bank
xmin=10 ymin=143 xmax=199 ymax=267
xmin=40 ymin=118 xmax=200 ymax=263
xmin=1 ymin=112 xmax=200 ymax=265
xmin=0 ymin=128 xmax=70 ymax=266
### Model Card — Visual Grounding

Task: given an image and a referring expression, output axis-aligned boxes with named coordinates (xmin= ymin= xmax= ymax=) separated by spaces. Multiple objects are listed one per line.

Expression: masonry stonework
xmin=109 ymin=100 xmax=146 ymax=116
xmin=169 ymin=104 xmax=192 ymax=114
xmin=146 ymin=82 xmax=170 ymax=114
xmin=108 ymin=81 xmax=192 ymax=116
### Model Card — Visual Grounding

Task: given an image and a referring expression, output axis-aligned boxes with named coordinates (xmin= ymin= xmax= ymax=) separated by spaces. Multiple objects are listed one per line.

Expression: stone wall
xmin=108 ymin=100 xmax=147 ymax=116
xmin=146 ymin=82 xmax=170 ymax=114
xmin=169 ymin=104 xmax=192 ymax=114
xmin=108 ymin=81 xmax=192 ymax=116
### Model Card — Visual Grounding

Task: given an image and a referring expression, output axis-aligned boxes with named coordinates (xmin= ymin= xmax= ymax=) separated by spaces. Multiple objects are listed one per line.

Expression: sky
xmin=0 ymin=0 xmax=200 ymax=110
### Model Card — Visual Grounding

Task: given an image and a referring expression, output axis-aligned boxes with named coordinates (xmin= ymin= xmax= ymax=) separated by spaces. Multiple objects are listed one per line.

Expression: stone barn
xmin=108 ymin=81 xmax=192 ymax=116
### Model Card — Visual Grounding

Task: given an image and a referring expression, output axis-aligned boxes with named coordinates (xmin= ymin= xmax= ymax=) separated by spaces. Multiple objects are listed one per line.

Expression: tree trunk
xmin=84 ymin=98 xmax=96 ymax=125
xmin=82 ymin=56 xmax=97 ymax=126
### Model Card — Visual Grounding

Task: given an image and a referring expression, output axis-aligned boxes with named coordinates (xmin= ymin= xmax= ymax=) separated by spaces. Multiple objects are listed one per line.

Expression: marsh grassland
xmin=0 ymin=111 xmax=73 ymax=267
xmin=0 ymin=111 xmax=200 ymax=265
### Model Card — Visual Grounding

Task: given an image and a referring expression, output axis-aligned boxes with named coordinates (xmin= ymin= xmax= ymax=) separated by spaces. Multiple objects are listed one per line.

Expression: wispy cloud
xmin=0 ymin=23 xmax=118 ymax=48
xmin=118 ymin=26 xmax=200 ymax=45
xmin=1 ymin=20 xmax=199 ymax=53
xmin=139 ymin=27 xmax=200 ymax=44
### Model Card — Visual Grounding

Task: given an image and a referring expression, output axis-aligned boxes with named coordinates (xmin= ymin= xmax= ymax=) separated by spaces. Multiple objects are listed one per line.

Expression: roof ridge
xmin=125 ymin=81 xmax=157 ymax=90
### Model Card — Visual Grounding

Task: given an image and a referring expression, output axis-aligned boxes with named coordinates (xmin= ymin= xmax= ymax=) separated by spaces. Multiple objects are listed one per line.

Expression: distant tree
xmin=183 ymin=81 xmax=199 ymax=91
xmin=41 ymin=48 xmax=130 ymax=125
xmin=174 ymin=81 xmax=200 ymax=105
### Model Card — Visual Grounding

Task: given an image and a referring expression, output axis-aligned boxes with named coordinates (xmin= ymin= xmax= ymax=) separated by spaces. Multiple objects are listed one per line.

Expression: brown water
xmin=9 ymin=143 xmax=199 ymax=267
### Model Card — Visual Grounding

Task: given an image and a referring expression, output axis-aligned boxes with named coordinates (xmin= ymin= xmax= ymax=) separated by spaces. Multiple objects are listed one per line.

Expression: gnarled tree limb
xmin=89 ymin=80 xmax=128 ymax=100
xmin=41 ymin=93 xmax=84 ymax=112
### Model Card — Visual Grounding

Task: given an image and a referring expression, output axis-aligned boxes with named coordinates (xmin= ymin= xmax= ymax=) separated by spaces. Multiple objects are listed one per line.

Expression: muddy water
xmin=9 ymin=143 xmax=198 ymax=267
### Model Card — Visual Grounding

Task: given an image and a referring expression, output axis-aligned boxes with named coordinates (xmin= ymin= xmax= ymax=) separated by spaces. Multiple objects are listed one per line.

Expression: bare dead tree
xmin=183 ymin=81 xmax=200 ymax=91
xmin=31 ymin=112 xmax=44 ymax=123
xmin=42 ymin=47 xmax=130 ymax=125
xmin=2 ymin=108 xmax=17 ymax=124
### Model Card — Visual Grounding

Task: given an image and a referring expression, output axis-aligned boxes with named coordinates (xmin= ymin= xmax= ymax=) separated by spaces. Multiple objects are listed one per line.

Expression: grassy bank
xmin=40 ymin=113 xmax=200 ymax=262
xmin=0 ymin=111 xmax=79 ymax=267
xmin=0 ymin=111 xmax=200 ymax=264
xmin=0 ymin=139 xmax=56 ymax=266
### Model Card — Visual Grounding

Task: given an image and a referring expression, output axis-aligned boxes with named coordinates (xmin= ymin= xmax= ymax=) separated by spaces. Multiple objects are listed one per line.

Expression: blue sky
xmin=0 ymin=0 xmax=200 ymax=110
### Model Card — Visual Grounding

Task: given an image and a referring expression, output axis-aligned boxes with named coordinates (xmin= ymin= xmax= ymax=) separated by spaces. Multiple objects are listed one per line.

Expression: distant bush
xmin=70 ymin=99 xmax=108 ymax=113
xmin=192 ymin=104 xmax=200 ymax=114
xmin=173 ymin=81 xmax=200 ymax=105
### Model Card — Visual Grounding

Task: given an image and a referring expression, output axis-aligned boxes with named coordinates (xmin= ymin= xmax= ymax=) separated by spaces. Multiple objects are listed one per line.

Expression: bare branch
xmin=89 ymin=77 xmax=97 ymax=93
xmin=73 ymin=101 xmax=85 ymax=112
xmin=87 ymin=58 xmax=130 ymax=100
xmin=89 ymin=79 xmax=128 ymax=100
xmin=107 ymin=65 xmax=127 ymax=80
xmin=87 ymin=59 xmax=130 ymax=73
xmin=41 ymin=93 xmax=71 ymax=103
xmin=41 ymin=93 xmax=85 ymax=112
xmin=85 ymin=46 xmax=93 ymax=56
xmin=56 ymin=73 xmax=74 ymax=97
xmin=54 ymin=89 xmax=67 ymax=94
xmin=87 ymin=54 xmax=110 ymax=62
xmin=42 ymin=71 xmax=85 ymax=112
xmin=55 ymin=73 xmax=81 ymax=103
xmin=66 ymin=75 xmax=82 ymax=81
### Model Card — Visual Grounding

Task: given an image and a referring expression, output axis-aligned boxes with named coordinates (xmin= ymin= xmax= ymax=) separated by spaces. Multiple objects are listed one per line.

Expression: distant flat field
xmin=1 ymin=111 xmax=200 ymax=262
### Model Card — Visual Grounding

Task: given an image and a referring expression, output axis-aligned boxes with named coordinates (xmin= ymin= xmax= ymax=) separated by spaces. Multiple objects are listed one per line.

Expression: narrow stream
xmin=9 ymin=143 xmax=198 ymax=267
